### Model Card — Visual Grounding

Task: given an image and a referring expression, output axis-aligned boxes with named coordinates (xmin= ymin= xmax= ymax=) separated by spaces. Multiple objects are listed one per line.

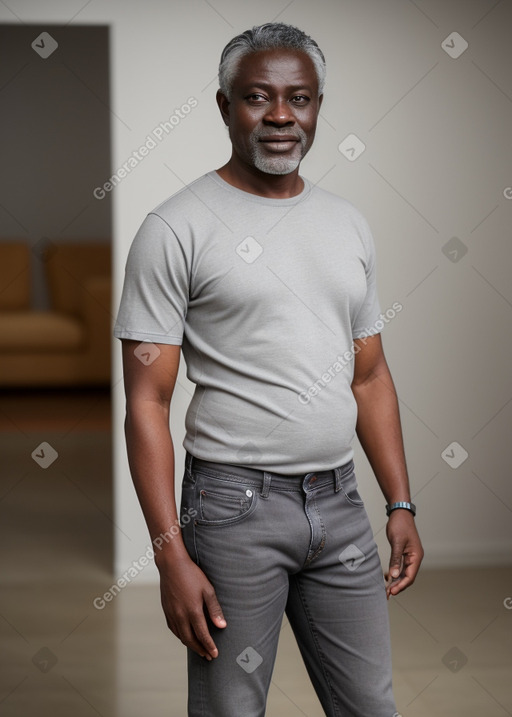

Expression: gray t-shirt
xmin=114 ymin=170 xmax=382 ymax=473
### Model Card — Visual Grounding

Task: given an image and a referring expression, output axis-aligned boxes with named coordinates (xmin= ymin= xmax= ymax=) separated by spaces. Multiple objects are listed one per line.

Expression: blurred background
xmin=0 ymin=1 xmax=511 ymax=715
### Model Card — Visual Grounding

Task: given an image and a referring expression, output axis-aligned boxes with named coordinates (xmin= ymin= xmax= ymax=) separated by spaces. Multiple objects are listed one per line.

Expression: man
xmin=114 ymin=22 xmax=423 ymax=717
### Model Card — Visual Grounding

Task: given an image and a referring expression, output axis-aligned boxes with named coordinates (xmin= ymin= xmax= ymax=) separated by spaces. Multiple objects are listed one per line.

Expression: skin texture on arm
xmin=121 ymin=340 xmax=226 ymax=659
xmin=351 ymin=333 xmax=424 ymax=598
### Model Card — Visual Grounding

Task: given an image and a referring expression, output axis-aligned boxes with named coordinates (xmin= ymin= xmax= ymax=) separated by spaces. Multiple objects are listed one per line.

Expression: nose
xmin=262 ymin=99 xmax=294 ymax=126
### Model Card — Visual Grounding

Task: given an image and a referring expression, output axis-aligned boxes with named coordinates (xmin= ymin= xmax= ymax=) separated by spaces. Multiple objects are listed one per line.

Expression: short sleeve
xmin=351 ymin=214 xmax=382 ymax=339
xmin=113 ymin=212 xmax=189 ymax=345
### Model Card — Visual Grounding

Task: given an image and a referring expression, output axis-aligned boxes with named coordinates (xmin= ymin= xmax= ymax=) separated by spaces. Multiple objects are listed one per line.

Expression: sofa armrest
xmin=80 ymin=275 xmax=112 ymax=378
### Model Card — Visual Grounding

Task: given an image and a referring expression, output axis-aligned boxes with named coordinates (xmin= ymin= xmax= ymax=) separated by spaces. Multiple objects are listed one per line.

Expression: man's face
xmin=218 ymin=48 xmax=323 ymax=176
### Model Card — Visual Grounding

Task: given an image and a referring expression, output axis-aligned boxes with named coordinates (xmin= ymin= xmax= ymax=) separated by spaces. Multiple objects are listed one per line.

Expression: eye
xmin=291 ymin=95 xmax=310 ymax=105
xmin=245 ymin=93 xmax=268 ymax=103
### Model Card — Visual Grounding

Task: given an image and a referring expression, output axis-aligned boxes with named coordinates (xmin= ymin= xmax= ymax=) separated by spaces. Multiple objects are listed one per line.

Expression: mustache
xmin=251 ymin=128 xmax=307 ymax=142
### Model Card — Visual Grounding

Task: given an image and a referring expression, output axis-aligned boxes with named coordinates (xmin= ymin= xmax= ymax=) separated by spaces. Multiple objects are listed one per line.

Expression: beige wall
xmin=3 ymin=0 xmax=510 ymax=577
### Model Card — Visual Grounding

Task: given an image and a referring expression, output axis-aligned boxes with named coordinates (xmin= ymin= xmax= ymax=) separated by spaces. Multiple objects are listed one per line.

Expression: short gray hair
xmin=218 ymin=23 xmax=326 ymax=99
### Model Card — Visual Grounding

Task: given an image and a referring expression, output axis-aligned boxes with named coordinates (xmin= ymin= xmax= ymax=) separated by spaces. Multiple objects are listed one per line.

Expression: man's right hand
xmin=158 ymin=556 xmax=227 ymax=660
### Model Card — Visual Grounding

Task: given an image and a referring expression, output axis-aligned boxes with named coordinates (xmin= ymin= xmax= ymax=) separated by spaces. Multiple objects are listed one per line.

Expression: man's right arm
xmin=121 ymin=339 xmax=226 ymax=659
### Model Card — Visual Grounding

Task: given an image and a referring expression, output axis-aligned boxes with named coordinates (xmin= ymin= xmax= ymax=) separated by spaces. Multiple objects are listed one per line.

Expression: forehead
xmin=232 ymin=48 xmax=318 ymax=91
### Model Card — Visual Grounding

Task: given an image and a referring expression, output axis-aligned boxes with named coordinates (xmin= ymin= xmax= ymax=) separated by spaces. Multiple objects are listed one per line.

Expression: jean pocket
xmin=194 ymin=473 xmax=258 ymax=527
xmin=339 ymin=470 xmax=365 ymax=507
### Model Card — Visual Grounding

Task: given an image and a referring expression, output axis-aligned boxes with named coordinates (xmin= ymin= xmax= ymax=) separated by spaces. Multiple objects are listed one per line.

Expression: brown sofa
xmin=0 ymin=240 xmax=111 ymax=387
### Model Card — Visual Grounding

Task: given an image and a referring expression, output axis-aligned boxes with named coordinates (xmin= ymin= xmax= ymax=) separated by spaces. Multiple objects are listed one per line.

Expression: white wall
xmin=3 ymin=0 xmax=511 ymax=579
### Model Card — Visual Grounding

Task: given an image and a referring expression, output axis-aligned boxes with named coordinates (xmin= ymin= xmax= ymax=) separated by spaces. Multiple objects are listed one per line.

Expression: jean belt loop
xmin=185 ymin=451 xmax=194 ymax=475
xmin=261 ymin=472 xmax=272 ymax=498
xmin=334 ymin=465 xmax=342 ymax=493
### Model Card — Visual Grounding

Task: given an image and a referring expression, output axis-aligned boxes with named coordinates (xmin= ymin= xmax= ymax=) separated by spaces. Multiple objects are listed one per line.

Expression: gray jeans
xmin=180 ymin=452 xmax=398 ymax=717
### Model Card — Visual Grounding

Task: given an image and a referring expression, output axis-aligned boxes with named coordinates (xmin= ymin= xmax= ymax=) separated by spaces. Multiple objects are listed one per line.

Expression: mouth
xmin=259 ymin=137 xmax=300 ymax=152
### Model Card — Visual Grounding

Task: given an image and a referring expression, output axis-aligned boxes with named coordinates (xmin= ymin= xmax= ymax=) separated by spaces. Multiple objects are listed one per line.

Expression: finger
xmin=204 ymin=588 xmax=227 ymax=629
xmin=385 ymin=571 xmax=401 ymax=598
xmin=164 ymin=615 xmax=212 ymax=660
xmin=191 ymin=613 xmax=220 ymax=659
xmin=387 ymin=557 xmax=421 ymax=597
xmin=388 ymin=547 xmax=404 ymax=580
xmin=388 ymin=573 xmax=414 ymax=596
xmin=179 ymin=623 xmax=216 ymax=660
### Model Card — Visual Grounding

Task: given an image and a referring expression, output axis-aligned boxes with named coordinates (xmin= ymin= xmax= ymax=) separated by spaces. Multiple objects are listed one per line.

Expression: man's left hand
xmin=385 ymin=510 xmax=424 ymax=598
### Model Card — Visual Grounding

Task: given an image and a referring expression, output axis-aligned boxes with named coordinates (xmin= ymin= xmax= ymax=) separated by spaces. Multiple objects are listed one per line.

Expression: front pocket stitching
xmin=195 ymin=490 xmax=258 ymax=527
xmin=340 ymin=485 xmax=364 ymax=507
xmin=199 ymin=490 xmax=248 ymax=521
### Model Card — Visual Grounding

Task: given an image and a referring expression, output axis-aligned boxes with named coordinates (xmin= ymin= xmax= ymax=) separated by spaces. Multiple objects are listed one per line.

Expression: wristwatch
xmin=386 ymin=501 xmax=416 ymax=517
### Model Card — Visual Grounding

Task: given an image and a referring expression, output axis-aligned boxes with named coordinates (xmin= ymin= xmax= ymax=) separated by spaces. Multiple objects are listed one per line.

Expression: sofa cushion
xmin=44 ymin=241 xmax=111 ymax=316
xmin=0 ymin=312 xmax=85 ymax=352
xmin=0 ymin=242 xmax=31 ymax=310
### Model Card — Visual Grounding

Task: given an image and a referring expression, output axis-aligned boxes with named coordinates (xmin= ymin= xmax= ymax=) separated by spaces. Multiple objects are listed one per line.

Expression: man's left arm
xmin=351 ymin=333 xmax=424 ymax=597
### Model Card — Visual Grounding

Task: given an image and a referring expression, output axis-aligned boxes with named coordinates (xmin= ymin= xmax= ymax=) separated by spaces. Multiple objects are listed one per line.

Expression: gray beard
xmin=252 ymin=153 xmax=301 ymax=175
xmin=249 ymin=128 xmax=308 ymax=175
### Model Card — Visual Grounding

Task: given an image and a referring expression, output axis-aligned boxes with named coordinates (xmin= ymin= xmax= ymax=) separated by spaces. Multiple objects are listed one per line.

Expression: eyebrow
xmin=242 ymin=81 xmax=314 ymax=93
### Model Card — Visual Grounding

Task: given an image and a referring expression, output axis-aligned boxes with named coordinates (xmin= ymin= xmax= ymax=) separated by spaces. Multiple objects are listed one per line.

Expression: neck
xmin=215 ymin=157 xmax=304 ymax=199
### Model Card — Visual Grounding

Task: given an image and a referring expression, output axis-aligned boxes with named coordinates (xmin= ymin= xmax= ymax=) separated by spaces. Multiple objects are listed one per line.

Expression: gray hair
xmin=218 ymin=23 xmax=326 ymax=99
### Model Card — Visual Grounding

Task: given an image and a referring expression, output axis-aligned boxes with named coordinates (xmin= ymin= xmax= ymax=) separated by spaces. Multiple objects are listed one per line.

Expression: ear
xmin=216 ymin=90 xmax=230 ymax=127
xmin=317 ymin=93 xmax=324 ymax=113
